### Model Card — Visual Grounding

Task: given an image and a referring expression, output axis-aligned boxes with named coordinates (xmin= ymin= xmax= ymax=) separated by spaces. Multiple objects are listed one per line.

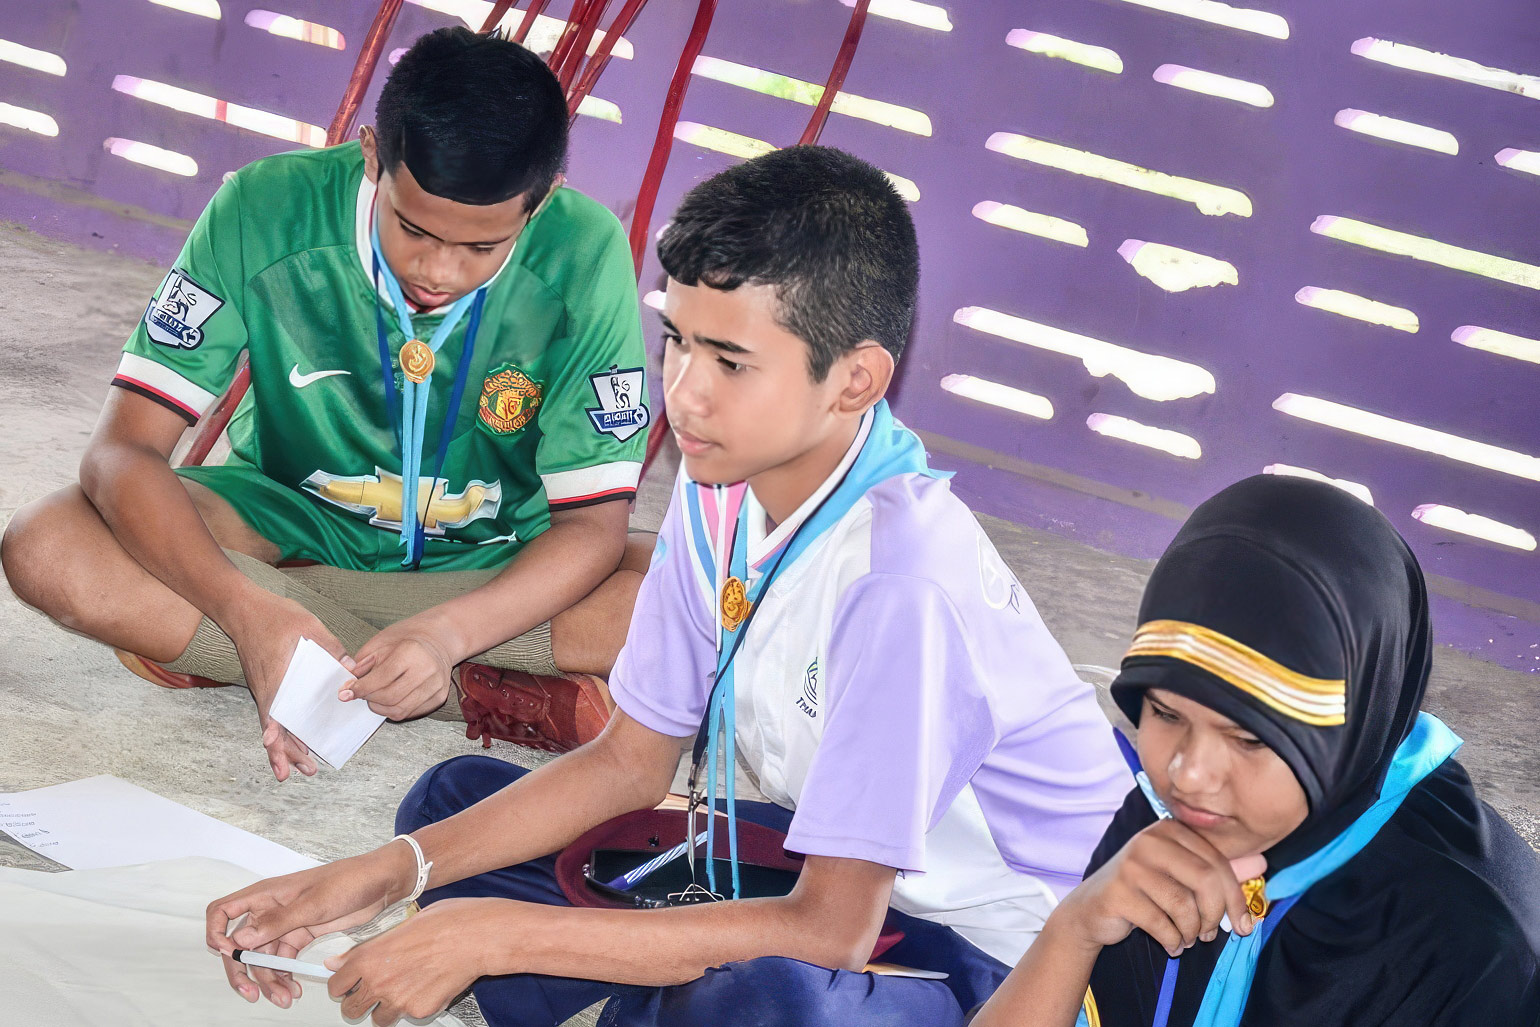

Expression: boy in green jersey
xmin=1 ymin=28 xmax=653 ymax=778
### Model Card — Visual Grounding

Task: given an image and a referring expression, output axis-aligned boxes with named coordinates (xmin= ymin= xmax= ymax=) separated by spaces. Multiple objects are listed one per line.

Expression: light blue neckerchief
xmin=369 ymin=218 xmax=483 ymax=564
xmin=1077 ymin=711 xmax=1462 ymax=1027
xmin=681 ymin=401 xmax=944 ymax=589
xmin=1189 ymin=712 xmax=1461 ymax=1027
xmin=695 ymin=400 xmax=944 ymax=897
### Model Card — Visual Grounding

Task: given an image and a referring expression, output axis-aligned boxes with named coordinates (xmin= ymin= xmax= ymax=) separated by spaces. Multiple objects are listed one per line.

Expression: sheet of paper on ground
xmin=268 ymin=637 xmax=385 ymax=768
xmin=0 ymin=775 xmax=318 ymax=877
xmin=0 ymin=857 xmax=466 ymax=1027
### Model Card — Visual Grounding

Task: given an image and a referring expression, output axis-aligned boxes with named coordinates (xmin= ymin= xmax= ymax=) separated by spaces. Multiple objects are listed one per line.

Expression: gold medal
xmin=1240 ymin=875 xmax=1269 ymax=920
xmin=400 ymin=339 xmax=434 ymax=383
xmin=720 ymin=576 xmax=750 ymax=632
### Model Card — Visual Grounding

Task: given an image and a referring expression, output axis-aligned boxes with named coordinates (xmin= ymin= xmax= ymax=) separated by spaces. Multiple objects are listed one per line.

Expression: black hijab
xmin=1084 ymin=475 xmax=1540 ymax=1027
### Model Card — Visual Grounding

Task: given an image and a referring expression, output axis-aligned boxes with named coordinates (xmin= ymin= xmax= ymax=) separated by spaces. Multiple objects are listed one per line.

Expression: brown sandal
xmin=457 ymin=662 xmax=611 ymax=753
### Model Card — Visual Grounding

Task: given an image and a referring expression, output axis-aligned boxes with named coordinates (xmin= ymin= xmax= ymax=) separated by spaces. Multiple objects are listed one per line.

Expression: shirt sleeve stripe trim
xmin=111 ymin=376 xmax=200 ymax=423
xmin=548 ymin=487 xmax=636 ymax=510
xmin=115 ymin=352 xmax=218 ymax=416
xmin=541 ymin=461 xmax=643 ymax=502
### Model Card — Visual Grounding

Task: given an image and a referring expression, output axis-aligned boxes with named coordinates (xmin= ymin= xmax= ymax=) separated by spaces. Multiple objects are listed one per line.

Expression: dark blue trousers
xmin=396 ymin=755 xmax=1011 ymax=1027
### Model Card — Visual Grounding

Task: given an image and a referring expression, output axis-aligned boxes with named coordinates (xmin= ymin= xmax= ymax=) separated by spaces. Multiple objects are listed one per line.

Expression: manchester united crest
xmin=477 ymin=363 xmax=543 ymax=436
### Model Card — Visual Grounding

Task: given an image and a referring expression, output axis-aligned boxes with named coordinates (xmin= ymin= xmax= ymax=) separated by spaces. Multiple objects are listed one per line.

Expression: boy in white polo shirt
xmin=207 ymin=146 xmax=1131 ymax=1027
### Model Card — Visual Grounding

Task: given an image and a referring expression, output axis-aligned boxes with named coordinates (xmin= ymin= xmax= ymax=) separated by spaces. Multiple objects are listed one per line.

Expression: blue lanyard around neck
xmin=689 ymin=479 xmax=845 ymax=900
xmin=683 ymin=405 xmax=934 ymax=898
xmin=369 ymin=220 xmax=486 ymax=567
xmin=695 ymin=495 xmax=782 ymax=899
xmin=1148 ymin=898 xmax=1297 ymax=1027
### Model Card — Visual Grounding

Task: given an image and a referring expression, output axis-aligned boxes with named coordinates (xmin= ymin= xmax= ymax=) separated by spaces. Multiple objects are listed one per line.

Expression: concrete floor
xmin=0 ymin=221 xmax=1533 ymax=896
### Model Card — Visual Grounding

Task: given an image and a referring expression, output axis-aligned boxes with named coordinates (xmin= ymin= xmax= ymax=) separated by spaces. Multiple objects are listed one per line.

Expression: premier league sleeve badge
xmin=143 ymin=268 xmax=225 ymax=350
xmin=585 ymin=365 xmax=650 ymax=442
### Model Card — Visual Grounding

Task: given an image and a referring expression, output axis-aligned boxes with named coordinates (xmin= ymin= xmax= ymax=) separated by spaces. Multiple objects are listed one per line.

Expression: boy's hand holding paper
xmin=338 ymin=617 xmax=458 ymax=721
xmin=267 ymin=638 xmax=385 ymax=769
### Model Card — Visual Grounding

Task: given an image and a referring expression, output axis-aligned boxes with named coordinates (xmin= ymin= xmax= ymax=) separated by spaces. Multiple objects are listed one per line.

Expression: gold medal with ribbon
xmin=400 ymin=339 xmax=435 ymax=383
xmin=720 ymin=576 xmax=750 ymax=633
xmin=1240 ymin=875 xmax=1269 ymax=920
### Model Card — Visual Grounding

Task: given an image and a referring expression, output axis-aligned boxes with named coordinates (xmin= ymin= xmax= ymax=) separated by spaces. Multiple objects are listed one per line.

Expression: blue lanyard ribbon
xmin=691 ymin=489 xmax=814 ymax=900
xmin=1148 ymin=894 xmax=1298 ymax=1027
xmin=685 ymin=402 xmax=944 ymax=899
xmin=369 ymin=221 xmax=486 ymax=566
xmin=703 ymin=509 xmax=753 ymax=898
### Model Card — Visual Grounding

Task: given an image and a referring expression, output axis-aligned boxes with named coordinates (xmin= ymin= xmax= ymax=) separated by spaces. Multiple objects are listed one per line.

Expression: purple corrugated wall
xmin=2 ymin=0 xmax=1537 ymax=671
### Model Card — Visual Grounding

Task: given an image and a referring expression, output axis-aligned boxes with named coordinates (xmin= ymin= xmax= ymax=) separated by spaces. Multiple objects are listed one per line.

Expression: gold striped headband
xmin=1125 ymin=619 xmax=1346 ymax=727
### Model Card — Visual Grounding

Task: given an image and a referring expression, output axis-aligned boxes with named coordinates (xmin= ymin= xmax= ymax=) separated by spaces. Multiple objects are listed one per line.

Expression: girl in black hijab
xmin=974 ymin=474 xmax=1540 ymax=1027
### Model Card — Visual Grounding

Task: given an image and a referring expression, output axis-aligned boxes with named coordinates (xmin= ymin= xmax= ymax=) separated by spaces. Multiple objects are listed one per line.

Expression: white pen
xmin=230 ymin=948 xmax=334 ymax=979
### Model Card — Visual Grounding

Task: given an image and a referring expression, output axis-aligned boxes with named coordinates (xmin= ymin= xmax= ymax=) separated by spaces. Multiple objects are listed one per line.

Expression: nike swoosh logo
xmin=289 ymin=365 xmax=352 ymax=388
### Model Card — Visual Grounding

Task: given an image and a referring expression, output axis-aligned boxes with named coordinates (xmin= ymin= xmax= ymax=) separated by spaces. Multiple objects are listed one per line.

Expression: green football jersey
xmin=113 ymin=142 xmax=649 ymax=572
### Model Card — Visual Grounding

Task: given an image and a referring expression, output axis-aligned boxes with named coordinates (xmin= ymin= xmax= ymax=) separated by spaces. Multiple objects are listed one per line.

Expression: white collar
xmin=744 ymin=408 xmax=874 ymax=572
xmin=352 ymin=174 xmax=524 ymax=315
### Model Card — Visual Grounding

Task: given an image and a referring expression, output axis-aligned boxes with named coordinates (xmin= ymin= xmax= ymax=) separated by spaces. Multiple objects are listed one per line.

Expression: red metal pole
xmin=566 ymin=0 xmax=649 ymax=119
xmin=512 ymin=0 xmax=553 ymax=43
xmin=632 ymin=0 xmax=718 ymax=479
xmin=181 ymin=363 xmax=250 ymax=466
xmin=798 ymin=0 xmax=869 ymax=145
xmin=557 ymin=0 xmax=612 ymax=92
xmin=627 ymin=0 xmax=717 ymax=271
xmin=546 ymin=0 xmax=594 ymax=74
xmin=478 ymin=0 xmax=518 ymax=34
xmin=326 ymin=0 xmax=406 ymax=147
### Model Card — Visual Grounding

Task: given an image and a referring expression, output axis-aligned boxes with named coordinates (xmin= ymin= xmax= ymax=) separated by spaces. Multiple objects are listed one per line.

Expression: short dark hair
xmin=658 ymin=145 xmax=919 ymax=381
xmin=375 ymin=27 xmax=567 ymax=207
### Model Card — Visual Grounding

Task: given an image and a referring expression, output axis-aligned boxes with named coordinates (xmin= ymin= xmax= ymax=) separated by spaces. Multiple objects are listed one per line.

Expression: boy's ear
xmin=835 ymin=341 xmax=895 ymax=415
xmin=360 ymin=126 xmax=380 ymax=183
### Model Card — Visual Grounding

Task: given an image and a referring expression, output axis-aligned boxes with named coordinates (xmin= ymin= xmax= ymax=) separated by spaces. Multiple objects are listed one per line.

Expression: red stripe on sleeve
xmin=548 ymin=486 xmax=637 ymax=510
xmin=112 ymin=375 xmax=202 ymax=421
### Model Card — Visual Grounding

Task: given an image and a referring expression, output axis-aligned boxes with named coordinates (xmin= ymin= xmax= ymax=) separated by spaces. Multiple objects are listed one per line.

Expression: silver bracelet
xmin=391 ymin=833 xmax=433 ymax=904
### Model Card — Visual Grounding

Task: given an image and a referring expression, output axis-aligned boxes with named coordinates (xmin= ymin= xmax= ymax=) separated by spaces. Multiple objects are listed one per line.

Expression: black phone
xmin=584 ymin=848 xmax=800 ymax=907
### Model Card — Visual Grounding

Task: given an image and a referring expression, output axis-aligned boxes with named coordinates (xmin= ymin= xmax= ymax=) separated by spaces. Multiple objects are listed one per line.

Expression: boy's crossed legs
xmin=2 ymin=477 xmax=652 ymax=754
